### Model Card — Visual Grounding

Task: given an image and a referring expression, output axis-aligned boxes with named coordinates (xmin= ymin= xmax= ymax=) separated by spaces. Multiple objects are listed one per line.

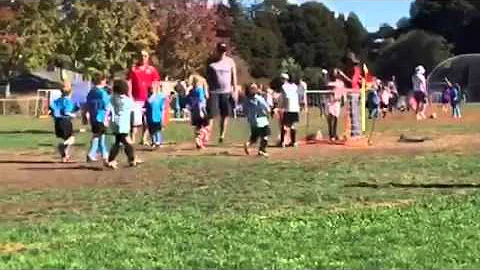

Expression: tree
xmin=55 ymin=0 xmax=158 ymax=78
xmin=153 ymin=0 xmax=218 ymax=78
xmin=14 ymin=0 xmax=60 ymax=70
xmin=410 ymin=0 xmax=476 ymax=53
xmin=278 ymin=2 xmax=347 ymax=69
xmin=344 ymin=12 xmax=368 ymax=59
xmin=375 ymin=30 xmax=453 ymax=93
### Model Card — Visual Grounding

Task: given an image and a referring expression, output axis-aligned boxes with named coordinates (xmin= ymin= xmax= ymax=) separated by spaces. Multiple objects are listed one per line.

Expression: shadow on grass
xmin=20 ymin=165 xmax=104 ymax=172
xmin=0 ymin=160 xmax=57 ymax=164
xmin=346 ymin=182 xmax=480 ymax=189
xmin=0 ymin=130 xmax=52 ymax=135
xmin=37 ymin=143 xmax=87 ymax=147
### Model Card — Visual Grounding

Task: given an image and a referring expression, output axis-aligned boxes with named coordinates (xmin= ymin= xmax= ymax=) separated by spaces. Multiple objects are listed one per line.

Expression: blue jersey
xmin=50 ymin=96 xmax=77 ymax=119
xmin=146 ymin=92 xmax=166 ymax=124
xmin=86 ymin=86 xmax=111 ymax=124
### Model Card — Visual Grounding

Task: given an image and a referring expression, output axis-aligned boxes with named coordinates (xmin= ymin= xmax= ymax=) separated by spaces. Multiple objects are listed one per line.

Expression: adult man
xmin=127 ymin=50 xmax=161 ymax=144
xmin=206 ymin=42 xmax=238 ymax=143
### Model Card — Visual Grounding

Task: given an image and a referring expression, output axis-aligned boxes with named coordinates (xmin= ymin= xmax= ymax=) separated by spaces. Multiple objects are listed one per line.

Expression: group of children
xmin=441 ymin=78 xmax=462 ymax=118
xmin=366 ymin=79 xmax=399 ymax=119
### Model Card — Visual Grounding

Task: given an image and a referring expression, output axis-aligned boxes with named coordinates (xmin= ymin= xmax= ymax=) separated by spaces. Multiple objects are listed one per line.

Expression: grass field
xmin=1 ymin=105 xmax=480 ymax=268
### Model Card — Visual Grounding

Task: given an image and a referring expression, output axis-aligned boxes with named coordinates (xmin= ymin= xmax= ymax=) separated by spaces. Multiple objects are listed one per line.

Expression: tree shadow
xmin=20 ymin=165 xmax=104 ymax=172
xmin=345 ymin=182 xmax=480 ymax=189
xmin=0 ymin=160 xmax=58 ymax=165
xmin=0 ymin=130 xmax=53 ymax=135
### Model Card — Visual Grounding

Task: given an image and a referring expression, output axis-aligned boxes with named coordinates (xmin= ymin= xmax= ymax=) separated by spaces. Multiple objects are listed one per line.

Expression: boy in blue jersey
xmin=145 ymin=85 xmax=166 ymax=148
xmin=86 ymin=72 xmax=111 ymax=163
xmin=106 ymin=80 xmax=142 ymax=169
xmin=187 ymin=75 xmax=210 ymax=149
xmin=50 ymin=81 xmax=78 ymax=163
xmin=242 ymin=83 xmax=271 ymax=157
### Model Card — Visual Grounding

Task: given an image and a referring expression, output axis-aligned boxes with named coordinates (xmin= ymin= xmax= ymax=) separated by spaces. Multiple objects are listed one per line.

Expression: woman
xmin=412 ymin=65 xmax=427 ymax=120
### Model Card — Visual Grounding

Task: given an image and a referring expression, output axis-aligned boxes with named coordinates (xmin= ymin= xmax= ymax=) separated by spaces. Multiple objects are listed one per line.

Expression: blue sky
xmin=290 ymin=0 xmax=413 ymax=32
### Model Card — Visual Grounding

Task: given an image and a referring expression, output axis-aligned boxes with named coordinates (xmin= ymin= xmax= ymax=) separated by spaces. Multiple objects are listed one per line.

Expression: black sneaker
xmin=218 ymin=137 xmax=224 ymax=144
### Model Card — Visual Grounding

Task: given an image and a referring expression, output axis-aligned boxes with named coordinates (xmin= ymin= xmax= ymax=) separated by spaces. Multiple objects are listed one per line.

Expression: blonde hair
xmin=62 ymin=81 xmax=72 ymax=96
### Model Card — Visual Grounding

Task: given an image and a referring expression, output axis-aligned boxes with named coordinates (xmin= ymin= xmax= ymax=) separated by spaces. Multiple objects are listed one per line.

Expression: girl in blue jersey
xmin=50 ymin=82 xmax=78 ymax=163
xmin=187 ymin=75 xmax=209 ymax=149
xmin=145 ymin=85 xmax=167 ymax=148
xmin=106 ymin=80 xmax=142 ymax=169
xmin=86 ymin=72 xmax=111 ymax=163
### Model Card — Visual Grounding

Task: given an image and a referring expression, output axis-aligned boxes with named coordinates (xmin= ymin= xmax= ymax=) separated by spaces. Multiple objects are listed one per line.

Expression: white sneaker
xmin=106 ymin=160 xmax=118 ymax=169
xmin=258 ymin=151 xmax=269 ymax=157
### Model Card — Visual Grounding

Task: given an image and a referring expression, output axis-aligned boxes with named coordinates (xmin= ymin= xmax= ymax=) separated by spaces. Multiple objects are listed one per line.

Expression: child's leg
xmin=332 ymin=116 xmax=338 ymax=139
xmin=259 ymin=127 xmax=269 ymax=153
xmin=57 ymin=142 xmax=66 ymax=158
xmin=290 ymin=124 xmax=297 ymax=145
xmin=63 ymin=136 xmax=75 ymax=159
xmin=108 ymin=134 xmax=122 ymax=163
xmin=244 ymin=127 xmax=258 ymax=155
xmin=87 ymin=135 xmax=99 ymax=160
xmin=98 ymin=133 xmax=109 ymax=160
xmin=327 ymin=114 xmax=333 ymax=139
xmin=119 ymin=134 xmax=135 ymax=163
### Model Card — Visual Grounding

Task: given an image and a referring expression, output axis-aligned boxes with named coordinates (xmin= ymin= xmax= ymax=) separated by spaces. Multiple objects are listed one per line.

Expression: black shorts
xmin=54 ymin=118 xmax=74 ymax=140
xmin=148 ymin=122 xmax=162 ymax=135
xmin=282 ymin=112 xmax=300 ymax=126
xmin=249 ymin=126 xmax=271 ymax=143
xmin=414 ymin=91 xmax=427 ymax=104
xmin=380 ymin=102 xmax=388 ymax=109
xmin=91 ymin=121 xmax=106 ymax=134
xmin=207 ymin=93 xmax=234 ymax=118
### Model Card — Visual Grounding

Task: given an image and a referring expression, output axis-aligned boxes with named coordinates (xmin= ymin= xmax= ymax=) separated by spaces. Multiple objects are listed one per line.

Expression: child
xmin=86 ymin=72 xmax=111 ymax=163
xmin=145 ymin=85 xmax=167 ymax=148
xmin=450 ymin=82 xmax=462 ymax=119
xmin=367 ymin=88 xmax=380 ymax=119
xmin=50 ymin=81 xmax=78 ymax=163
xmin=441 ymin=84 xmax=451 ymax=114
xmin=380 ymin=85 xmax=391 ymax=118
xmin=187 ymin=75 xmax=210 ymax=149
xmin=279 ymin=73 xmax=300 ymax=147
xmin=243 ymin=83 xmax=271 ymax=157
xmin=326 ymin=70 xmax=345 ymax=141
xmin=107 ymin=80 xmax=142 ymax=169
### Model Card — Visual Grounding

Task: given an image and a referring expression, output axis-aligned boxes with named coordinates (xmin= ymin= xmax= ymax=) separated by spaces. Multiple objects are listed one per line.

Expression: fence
xmin=0 ymin=97 xmax=42 ymax=116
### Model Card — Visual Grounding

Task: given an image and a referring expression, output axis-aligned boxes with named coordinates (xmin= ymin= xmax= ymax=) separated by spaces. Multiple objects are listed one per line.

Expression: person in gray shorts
xmin=206 ymin=42 xmax=238 ymax=143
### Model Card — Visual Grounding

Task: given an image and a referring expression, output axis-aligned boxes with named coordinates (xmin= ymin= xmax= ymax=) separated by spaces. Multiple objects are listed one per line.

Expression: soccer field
xmin=0 ymin=106 xmax=480 ymax=268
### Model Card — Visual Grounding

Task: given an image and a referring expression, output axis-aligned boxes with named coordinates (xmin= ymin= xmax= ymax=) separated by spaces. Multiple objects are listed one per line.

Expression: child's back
xmin=146 ymin=92 xmax=166 ymax=125
xmin=111 ymin=93 xmax=133 ymax=134
xmin=243 ymin=94 xmax=269 ymax=128
xmin=87 ymin=86 xmax=110 ymax=123
xmin=282 ymin=82 xmax=300 ymax=113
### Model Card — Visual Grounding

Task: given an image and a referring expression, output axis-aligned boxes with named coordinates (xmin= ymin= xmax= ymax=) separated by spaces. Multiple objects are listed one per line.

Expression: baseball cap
xmin=280 ymin=73 xmax=289 ymax=80
xmin=216 ymin=42 xmax=228 ymax=52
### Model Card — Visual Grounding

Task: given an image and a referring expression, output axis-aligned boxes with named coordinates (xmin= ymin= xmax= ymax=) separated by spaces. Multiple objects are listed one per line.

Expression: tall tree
xmin=344 ymin=12 xmax=368 ymax=59
xmin=152 ymin=0 xmax=218 ymax=78
xmin=278 ymin=2 xmax=347 ymax=69
xmin=375 ymin=30 xmax=453 ymax=93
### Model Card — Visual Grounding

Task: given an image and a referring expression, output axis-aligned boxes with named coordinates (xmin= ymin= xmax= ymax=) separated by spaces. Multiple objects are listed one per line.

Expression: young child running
xmin=107 ymin=80 xmax=142 ymax=169
xmin=145 ymin=85 xmax=167 ymax=149
xmin=187 ymin=75 xmax=210 ymax=149
xmin=50 ymin=81 xmax=78 ymax=163
xmin=279 ymin=73 xmax=300 ymax=147
xmin=243 ymin=83 xmax=271 ymax=157
xmin=86 ymin=72 xmax=111 ymax=163
xmin=449 ymin=82 xmax=462 ymax=119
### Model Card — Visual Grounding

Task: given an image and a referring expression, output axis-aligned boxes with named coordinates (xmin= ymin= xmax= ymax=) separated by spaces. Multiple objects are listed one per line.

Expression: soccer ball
xmin=430 ymin=113 xmax=437 ymax=119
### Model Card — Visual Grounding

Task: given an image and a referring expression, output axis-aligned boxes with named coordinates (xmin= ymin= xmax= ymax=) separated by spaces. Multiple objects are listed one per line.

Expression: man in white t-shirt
xmin=206 ymin=42 xmax=238 ymax=143
xmin=280 ymin=73 xmax=300 ymax=147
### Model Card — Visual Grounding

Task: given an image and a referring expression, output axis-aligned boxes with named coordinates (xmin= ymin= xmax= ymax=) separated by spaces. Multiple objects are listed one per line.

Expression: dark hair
xmin=113 ymin=80 xmax=129 ymax=95
xmin=92 ymin=72 xmax=106 ymax=85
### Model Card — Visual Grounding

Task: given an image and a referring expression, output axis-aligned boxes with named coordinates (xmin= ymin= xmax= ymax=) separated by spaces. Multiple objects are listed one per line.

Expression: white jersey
xmin=412 ymin=74 xmax=426 ymax=93
xmin=282 ymin=82 xmax=300 ymax=113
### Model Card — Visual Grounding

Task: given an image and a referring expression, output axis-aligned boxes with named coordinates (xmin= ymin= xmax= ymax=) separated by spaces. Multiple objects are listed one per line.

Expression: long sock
xmin=157 ymin=131 xmax=163 ymax=144
xmin=260 ymin=137 xmax=268 ymax=152
xmin=280 ymin=127 xmax=286 ymax=145
xmin=57 ymin=143 xmax=65 ymax=158
xmin=88 ymin=137 xmax=99 ymax=159
xmin=291 ymin=128 xmax=296 ymax=144
xmin=99 ymin=134 xmax=108 ymax=159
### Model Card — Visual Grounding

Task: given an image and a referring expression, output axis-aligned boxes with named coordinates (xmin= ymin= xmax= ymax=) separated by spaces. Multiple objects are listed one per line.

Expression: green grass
xmin=1 ymin=107 xmax=480 ymax=268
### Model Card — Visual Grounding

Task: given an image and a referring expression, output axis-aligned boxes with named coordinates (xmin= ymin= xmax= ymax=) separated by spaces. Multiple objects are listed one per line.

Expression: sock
xmin=291 ymin=128 xmax=296 ymax=144
xmin=280 ymin=127 xmax=286 ymax=144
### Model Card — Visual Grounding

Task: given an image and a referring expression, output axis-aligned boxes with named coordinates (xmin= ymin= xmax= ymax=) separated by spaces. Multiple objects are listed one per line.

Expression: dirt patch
xmin=0 ymin=243 xmax=27 ymax=254
xmin=326 ymin=199 xmax=415 ymax=214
